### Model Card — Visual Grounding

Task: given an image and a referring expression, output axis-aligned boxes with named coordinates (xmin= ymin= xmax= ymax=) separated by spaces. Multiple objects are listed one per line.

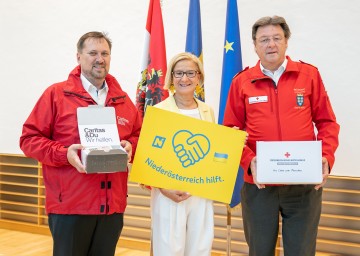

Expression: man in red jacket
xmin=224 ymin=16 xmax=339 ymax=256
xmin=20 ymin=31 xmax=142 ymax=256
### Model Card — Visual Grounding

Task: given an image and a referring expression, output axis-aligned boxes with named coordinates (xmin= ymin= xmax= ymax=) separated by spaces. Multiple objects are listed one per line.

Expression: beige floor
xmin=0 ymin=228 xmax=149 ymax=256
xmin=1 ymin=228 xmax=340 ymax=256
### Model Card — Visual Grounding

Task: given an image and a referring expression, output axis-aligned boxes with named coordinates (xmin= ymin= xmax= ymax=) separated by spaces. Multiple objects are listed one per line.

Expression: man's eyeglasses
xmin=172 ymin=70 xmax=199 ymax=78
xmin=257 ymin=36 xmax=284 ymax=46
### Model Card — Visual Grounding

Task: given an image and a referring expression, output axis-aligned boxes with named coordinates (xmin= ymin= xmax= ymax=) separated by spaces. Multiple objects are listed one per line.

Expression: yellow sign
xmin=129 ymin=106 xmax=246 ymax=203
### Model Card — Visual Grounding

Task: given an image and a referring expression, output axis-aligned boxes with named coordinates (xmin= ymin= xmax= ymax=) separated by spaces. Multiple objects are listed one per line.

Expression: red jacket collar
xmin=250 ymin=56 xmax=299 ymax=83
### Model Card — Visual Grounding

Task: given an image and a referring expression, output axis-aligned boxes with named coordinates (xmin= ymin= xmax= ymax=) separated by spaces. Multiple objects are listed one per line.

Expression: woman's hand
xmin=159 ymin=188 xmax=191 ymax=203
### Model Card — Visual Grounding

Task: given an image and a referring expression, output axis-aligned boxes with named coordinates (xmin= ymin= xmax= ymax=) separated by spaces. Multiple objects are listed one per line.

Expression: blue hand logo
xmin=172 ymin=130 xmax=210 ymax=168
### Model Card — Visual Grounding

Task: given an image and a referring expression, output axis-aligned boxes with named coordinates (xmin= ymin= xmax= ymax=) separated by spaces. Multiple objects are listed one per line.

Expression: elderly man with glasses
xmin=223 ymin=16 xmax=339 ymax=256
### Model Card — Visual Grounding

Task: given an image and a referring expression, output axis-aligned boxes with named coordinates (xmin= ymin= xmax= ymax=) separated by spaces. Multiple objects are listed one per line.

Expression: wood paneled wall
xmin=1 ymin=154 xmax=359 ymax=255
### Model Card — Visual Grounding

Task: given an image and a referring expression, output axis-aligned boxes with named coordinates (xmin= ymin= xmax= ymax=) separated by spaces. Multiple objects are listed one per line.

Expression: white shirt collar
xmin=260 ymin=58 xmax=288 ymax=86
xmin=80 ymin=74 xmax=107 ymax=91
xmin=260 ymin=58 xmax=288 ymax=74
xmin=80 ymin=74 xmax=108 ymax=105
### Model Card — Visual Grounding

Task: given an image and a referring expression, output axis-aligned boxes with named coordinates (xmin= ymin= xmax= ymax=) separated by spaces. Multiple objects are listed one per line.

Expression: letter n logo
xmin=152 ymin=136 xmax=166 ymax=149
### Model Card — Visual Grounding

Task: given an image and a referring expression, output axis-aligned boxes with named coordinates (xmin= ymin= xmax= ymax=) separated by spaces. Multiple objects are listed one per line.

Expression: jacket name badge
xmin=249 ymin=96 xmax=268 ymax=104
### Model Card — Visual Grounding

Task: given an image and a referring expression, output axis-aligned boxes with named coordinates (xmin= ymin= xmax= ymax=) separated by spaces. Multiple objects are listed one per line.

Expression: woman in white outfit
xmin=151 ymin=52 xmax=215 ymax=256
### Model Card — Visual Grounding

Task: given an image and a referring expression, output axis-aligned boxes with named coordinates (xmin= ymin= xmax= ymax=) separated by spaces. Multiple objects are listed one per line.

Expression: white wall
xmin=0 ymin=0 xmax=359 ymax=177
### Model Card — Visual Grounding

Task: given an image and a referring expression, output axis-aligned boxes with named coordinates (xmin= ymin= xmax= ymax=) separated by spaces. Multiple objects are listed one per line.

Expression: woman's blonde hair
xmin=164 ymin=52 xmax=204 ymax=91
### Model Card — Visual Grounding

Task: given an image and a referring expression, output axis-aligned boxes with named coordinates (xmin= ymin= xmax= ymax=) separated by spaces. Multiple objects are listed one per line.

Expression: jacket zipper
xmin=274 ymin=86 xmax=283 ymax=140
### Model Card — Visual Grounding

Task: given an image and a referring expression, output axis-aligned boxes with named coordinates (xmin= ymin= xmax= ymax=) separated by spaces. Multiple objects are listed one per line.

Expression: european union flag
xmin=218 ymin=0 xmax=243 ymax=124
xmin=185 ymin=0 xmax=205 ymax=101
xmin=219 ymin=0 xmax=244 ymax=208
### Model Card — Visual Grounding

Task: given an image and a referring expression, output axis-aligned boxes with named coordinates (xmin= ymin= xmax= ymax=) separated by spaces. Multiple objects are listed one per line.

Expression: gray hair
xmin=252 ymin=16 xmax=291 ymax=41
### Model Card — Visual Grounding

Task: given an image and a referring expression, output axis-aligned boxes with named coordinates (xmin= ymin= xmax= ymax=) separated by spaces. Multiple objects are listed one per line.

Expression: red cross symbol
xmin=284 ymin=152 xmax=291 ymax=158
xmin=256 ymin=97 xmax=259 ymax=100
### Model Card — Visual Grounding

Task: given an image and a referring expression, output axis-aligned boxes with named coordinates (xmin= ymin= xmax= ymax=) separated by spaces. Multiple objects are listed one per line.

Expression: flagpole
xmin=221 ymin=1 xmax=243 ymax=252
xmin=227 ymin=207 xmax=232 ymax=256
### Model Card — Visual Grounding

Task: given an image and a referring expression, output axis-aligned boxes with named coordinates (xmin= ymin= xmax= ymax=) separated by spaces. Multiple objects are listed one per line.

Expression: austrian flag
xmin=136 ymin=0 xmax=169 ymax=118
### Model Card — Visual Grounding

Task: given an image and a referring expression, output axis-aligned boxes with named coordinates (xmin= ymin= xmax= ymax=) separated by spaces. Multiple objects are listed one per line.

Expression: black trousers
xmin=48 ymin=213 xmax=124 ymax=256
xmin=241 ymin=183 xmax=322 ymax=256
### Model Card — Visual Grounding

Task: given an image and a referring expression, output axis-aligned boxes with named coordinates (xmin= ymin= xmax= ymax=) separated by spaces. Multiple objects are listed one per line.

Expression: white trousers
xmin=151 ymin=188 xmax=214 ymax=256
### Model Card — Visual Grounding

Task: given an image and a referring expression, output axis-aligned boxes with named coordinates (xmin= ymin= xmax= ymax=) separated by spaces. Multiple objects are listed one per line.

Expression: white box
xmin=256 ymin=141 xmax=322 ymax=184
xmin=77 ymin=106 xmax=128 ymax=173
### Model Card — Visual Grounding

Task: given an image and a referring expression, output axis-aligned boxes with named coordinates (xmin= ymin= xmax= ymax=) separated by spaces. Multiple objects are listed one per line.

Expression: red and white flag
xmin=136 ymin=0 xmax=168 ymax=118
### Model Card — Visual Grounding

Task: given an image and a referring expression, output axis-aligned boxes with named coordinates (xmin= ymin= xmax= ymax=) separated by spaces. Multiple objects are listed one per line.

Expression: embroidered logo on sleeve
xmin=117 ymin=116 xmax=129 ymax=126
xmin=248 ymin=96 xmax=268 ymax=104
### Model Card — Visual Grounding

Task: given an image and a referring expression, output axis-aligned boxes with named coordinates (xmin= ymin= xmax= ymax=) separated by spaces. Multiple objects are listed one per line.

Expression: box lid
xmin=77 ymin=106 xmax=121 ymax=147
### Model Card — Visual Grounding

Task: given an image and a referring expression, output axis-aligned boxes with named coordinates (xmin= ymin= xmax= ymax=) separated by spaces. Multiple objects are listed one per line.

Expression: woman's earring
xmin=170 ymin=84 xmax=175 ymax=93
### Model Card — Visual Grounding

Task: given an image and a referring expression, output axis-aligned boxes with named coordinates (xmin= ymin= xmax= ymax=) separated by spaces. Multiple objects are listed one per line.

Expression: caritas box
xmin=77 ymin=106 xmax=128 ymax=173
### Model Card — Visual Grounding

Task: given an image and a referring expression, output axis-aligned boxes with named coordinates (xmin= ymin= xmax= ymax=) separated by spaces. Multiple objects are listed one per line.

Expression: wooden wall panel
xmin=1 ymin=154 xmax=359 ymax=255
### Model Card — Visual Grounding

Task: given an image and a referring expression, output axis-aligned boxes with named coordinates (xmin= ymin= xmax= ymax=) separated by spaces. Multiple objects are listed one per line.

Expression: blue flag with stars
xmin=219 ymin=0 xmax=243 ymax=124
xmin=219 ymin=0 xmax=244 ymax=208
